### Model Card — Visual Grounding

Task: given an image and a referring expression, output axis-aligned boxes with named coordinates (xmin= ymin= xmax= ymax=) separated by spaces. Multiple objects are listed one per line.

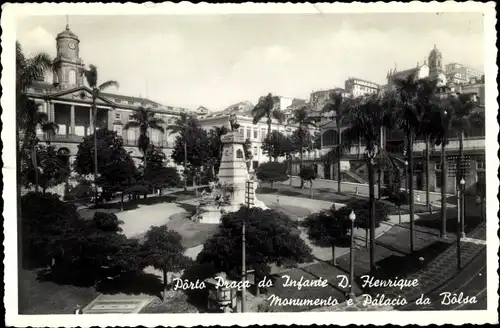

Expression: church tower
xmin=428 ymin=44 xmax=443 ymax=77
xmin=53 ymin=19 xmax=84 ymax=89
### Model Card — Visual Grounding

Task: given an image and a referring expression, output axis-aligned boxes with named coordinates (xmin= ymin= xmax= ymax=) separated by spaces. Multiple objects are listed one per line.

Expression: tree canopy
xmin=193 ymin=207 xmax=313 ymax=282
xmin=256 ymin=161 xmax=288 ymax=188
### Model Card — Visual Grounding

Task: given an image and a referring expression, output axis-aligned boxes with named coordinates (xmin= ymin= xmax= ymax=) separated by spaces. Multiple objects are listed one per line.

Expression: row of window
xmin=114 ymin=112 xmax=177 ymax=125
xmin=435 ymin=158 xmax=485 ymax=170
xmin=239 ymin=126 xmax=290 ymax=142
xmin=113 ymin=125 xmax=168 ymax=143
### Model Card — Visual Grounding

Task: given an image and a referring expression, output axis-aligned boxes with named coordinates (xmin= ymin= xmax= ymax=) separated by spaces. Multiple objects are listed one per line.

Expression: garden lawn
xmin=258 ymin=184 xmax=430 ymax=214
xmin=166 ymin=212 xmax=219 ymax=248
xmin=19 ymin=269 xmax=99 ymax=314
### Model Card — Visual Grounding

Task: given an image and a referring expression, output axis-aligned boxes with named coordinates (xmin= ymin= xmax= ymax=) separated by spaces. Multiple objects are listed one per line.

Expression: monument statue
xmin=228 ymin=113 xmax=240 ymax=131
xmin=191 ymin=120 xmax=268 ymax=223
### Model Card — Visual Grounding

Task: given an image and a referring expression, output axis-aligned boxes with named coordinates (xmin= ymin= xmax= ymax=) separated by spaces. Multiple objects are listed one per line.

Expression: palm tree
xmin=19 ymin=98 xmax=59 ymax=192
xmin=167 ymin=113 xmax=190 ymax=191
xmin=341 ymin=94 xmax=397 ymax=273
xmin=288 ymin=106 xmax=316 ymax=188
xmin=436 ymin=92 xmax=483 ymax=235
xmin=251 ymin=93 xmax=284 ymax=137
xmin=16 ymin=41 xmax=56 ymax=192
xmin=393 ymin=73 xmax=437 ymax=252
xmin=123 ymin=106 xmax=165 ymax=170
xmin=321 ymin=92 xmax=351 ymax=193
xmin=81 ymin=64 xmax=119 ymax=205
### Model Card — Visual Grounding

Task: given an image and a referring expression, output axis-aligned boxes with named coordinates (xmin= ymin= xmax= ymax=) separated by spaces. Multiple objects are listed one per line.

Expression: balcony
xmin=19 ymin=133 xmax=85 ymax=144
xmin=122 ymin=139 xmax=170 ymax=148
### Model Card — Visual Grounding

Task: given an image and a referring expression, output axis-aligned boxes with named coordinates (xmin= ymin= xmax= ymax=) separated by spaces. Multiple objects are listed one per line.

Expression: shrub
xmin=340 ymin=198 xmax=390 ymax=230
xmin=256 ymin=162 xmax=288 ymax=188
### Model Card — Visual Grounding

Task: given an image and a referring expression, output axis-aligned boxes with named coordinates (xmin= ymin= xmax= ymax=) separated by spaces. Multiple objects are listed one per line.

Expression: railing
xmin=122 ymin=139 xmax=170 ymax=148
xmin=19 ymin=133 xmax=171 ymax=148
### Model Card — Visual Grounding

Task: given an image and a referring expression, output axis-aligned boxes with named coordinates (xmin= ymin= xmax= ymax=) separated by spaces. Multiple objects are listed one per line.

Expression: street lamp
xmin=460 ymin=178 xmax=466 ymax=238
xmin=404 ymin=161 xmax=409 ymax=194
xmin=348 ymin=210 xmax=356 ymax=301
xmin=476 ymin=195 xmax=484 ymax=222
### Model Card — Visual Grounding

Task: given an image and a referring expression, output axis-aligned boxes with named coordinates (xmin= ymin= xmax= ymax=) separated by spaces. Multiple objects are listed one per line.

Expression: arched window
xmin=68 ymin=70 xmax=76 ymax=85
xmin=236 ymin=149 xmax=244 ymax=159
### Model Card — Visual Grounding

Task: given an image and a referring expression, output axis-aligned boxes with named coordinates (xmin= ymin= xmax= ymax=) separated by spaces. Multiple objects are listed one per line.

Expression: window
xmin=246 ymin=127 xmax=251 ymax=139
xmin=253 ymin=128 xmax=258 ymax=139
xmin=115 ymin=112 xmax=121 ymax=120
xmin=151 ymin=130 xmax=159 ymax=143
xmin=114 ymin=98 xmax=122 ymax=103
xmin=127 ymin=129 xmax=136 ymax=141
xmin=239 ymin=128 xmax=244 ymax=138
xmin=436 ymin=161 xmax=442 ymax=171
xmin=261 ymin=129 xmax=266 ymax=140
xmin=236 ymin=149 xmax=244 ymax=159
xmin=113 ymin=125 xmax=122 ymax=136
xmin=253 ymin=147 xmax=257 ymax=156
xmin=127 ymin=100 xmax=134 ymax=105
xmin=68 ymin=70 xmax=76 ymax=85
xmin=477 ymin=159 xmax=485 ymax=170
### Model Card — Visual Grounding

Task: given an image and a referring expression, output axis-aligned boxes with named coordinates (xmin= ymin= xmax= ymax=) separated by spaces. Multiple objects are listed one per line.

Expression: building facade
xmin=314 ymin=45 xmax=486 ymax=195
xmin=344 ymin=77 xmax=379 ymax=98
xmin=445 ymin=62 xmax=484 ymax=85
xmin=23 ymin=24 xmax=196 ymax=166
xmin=199 ymin=113 xmax=315 ymax=169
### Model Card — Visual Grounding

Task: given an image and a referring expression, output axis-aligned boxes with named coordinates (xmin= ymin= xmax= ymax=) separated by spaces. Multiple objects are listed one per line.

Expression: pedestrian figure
xmin=416 ymin=192 xmax=420 ymax=203
xmin=355 ymin=186 xmax=358 ymax=195
xmin=276 ymin=195 xmax=280 ymax=205
xmin=74 ymin=305 xmax=82 ymax=315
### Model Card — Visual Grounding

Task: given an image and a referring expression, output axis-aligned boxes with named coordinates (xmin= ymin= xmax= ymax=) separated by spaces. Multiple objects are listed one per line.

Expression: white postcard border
xmin=2 ymin=2 xmax=498 ymax=326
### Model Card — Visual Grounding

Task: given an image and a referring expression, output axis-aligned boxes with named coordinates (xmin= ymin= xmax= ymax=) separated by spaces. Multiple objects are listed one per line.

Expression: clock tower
xmin=53 ymin=23 xmax=84 ymax=89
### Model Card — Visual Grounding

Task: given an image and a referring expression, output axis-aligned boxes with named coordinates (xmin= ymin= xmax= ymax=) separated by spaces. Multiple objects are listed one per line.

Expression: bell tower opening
xmin=53 ymin=17 xmax=84 ymax=90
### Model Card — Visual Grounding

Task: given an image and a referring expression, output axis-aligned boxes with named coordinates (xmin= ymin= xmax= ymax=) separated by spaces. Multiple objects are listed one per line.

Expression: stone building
xmin=23 ymin=23 xmax=196 ymax=166
xmin=313 ymin=45 xmax=486 ymax=196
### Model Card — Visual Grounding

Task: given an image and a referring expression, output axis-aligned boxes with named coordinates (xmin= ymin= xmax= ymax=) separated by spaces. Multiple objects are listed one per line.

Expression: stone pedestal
xmin=192 ymin=131 xmax=268 ymax=224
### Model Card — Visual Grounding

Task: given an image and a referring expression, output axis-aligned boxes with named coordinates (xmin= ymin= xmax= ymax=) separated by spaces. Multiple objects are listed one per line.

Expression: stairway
xmin=342 ymin=170 xmax=366 ymax=184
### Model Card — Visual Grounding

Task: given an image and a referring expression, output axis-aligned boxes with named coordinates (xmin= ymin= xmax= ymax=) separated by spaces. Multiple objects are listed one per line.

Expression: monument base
xmin=191 ymin=202 xmax=268 ymax=224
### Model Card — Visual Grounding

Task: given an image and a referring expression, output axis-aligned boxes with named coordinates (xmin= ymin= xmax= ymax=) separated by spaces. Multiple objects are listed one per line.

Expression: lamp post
xmin=404 ymin=161 xmax=409 ymax=194
xmin=460 ymin=178 xmax=466 ymax=238
xmin=348 ymin=210 xmax=356 ymax=300
xmin=456 ymin=179 xmax=462 ymax=270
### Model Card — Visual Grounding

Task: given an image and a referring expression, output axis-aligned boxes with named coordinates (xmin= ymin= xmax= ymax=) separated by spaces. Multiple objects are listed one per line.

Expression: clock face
xmin=68 ymin=42 xmax=76 ymax=50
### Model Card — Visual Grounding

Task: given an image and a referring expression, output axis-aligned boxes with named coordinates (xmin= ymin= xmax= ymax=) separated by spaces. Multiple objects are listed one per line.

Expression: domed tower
xmin=428 ymin=44 xmax=443 ymax=78
xmin=53 ymin=22 xmax=84 ymax=89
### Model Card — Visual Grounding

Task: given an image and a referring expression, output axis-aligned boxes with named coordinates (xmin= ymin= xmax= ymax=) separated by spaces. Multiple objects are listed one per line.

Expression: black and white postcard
xmin=2 ymin=2 xmax=498 ymax=327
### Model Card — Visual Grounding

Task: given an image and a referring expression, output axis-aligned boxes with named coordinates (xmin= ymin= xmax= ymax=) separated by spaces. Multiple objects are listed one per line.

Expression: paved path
xmin=117 ymin=202 xmax=187 ymax=238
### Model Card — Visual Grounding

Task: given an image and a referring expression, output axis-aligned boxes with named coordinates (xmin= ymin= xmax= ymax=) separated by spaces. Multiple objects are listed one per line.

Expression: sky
xmin=16 ymin=13 xmax=484 ymax=111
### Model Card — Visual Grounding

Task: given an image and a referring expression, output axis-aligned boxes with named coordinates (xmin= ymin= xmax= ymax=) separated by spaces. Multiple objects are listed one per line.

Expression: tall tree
xmin=18 ymin=98 xmax=59 ymax=192
xmin=123 ymin=106 xmax=165 ymax=169
xmin=434 ymin=92 xmax=483 ymax=235
xmin=393 ymin=73 xmax=436 ymax=252
xmin=74 ymin=129 xmax=136 ymax=208
xmin=208 ymin=125 xmax=229 ymax=176
xmin=167 ymin=113 xmax=190 ymax=191
xmin=142 ymin=225 xmax=192 ymax=300
xmin=287 ymin=106 xmax=316 ymax=188
xmin=261 ymin=130 xmax=287 ymax=162
xmin=171 ymin=116 xmax=210 ymax=187
xmin=81 ymin=64 xmax=119 ymax=205
xmin=251 ymin=93 xmax=284 ymax=136
xmin=16 ymin=41 xmax=57 ymax=192
xmin=322 ymin=92 xmax=351 ymax=193
xmin=341 ymin=94 xmax=397 ymax=272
